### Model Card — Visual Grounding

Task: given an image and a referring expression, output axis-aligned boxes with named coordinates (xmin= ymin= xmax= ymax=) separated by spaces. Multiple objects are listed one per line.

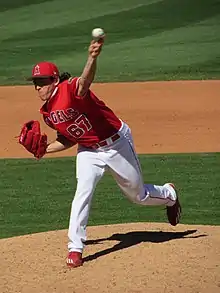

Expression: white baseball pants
xmin=68 ymin=121 xmax=176 ymax=253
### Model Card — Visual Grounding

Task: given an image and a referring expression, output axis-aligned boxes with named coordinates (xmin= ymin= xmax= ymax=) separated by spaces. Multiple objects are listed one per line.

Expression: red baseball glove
xmin=18 ymin=120 xmax=48 ymax=159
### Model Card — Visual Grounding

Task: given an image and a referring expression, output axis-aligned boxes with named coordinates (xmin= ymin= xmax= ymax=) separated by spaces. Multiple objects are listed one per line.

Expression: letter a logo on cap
xmin=34 ymin=65 xmax=40 ymax=76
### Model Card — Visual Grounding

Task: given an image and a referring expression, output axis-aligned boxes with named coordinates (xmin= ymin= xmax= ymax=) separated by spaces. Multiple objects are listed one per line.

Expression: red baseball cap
xmin=27 ymin=61 xmax=59 ymax=80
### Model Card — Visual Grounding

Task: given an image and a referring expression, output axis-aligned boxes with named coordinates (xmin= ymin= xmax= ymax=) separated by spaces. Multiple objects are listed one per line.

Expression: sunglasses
xmin=33 ymin=77 xmax=55 ymax=87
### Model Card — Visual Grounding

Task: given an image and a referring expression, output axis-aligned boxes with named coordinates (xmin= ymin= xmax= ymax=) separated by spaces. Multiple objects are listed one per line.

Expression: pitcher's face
xmin=33 ymin=77 xmax=58 ymax=101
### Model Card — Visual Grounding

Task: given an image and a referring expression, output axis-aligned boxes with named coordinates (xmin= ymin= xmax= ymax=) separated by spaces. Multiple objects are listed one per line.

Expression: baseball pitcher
xmin=18 ymin=31 xmax=181 ymax=268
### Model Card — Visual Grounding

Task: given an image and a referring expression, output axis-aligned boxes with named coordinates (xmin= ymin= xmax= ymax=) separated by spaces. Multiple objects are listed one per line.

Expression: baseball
xmin=92 ymin=28 xmax=105 ymax=40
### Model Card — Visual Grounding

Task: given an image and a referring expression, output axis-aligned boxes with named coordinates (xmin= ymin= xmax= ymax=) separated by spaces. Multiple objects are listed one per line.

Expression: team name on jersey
xmin=50 ymin=108 xmax=79 ymax=124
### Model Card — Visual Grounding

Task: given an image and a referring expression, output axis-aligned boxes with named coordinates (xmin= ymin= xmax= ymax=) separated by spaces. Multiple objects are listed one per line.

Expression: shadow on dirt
xmin=84 ymin=229 xmax=207 ymax=263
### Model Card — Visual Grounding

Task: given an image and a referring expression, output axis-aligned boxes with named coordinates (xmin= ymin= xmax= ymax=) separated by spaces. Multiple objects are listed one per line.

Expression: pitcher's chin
xmin=38 ymin=93 xmax=51 ymax=102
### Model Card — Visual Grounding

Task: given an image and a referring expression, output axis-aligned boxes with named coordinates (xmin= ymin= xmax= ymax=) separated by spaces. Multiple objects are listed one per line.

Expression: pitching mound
xmin=1 ymin=223 xmax=220 ymax=293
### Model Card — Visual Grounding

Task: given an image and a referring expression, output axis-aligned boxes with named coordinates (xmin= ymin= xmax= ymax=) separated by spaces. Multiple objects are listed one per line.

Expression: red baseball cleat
xmin=166 ymin=183 xmax=182 ymax=226
xmin=66 ymin=251 xmax=83 ymax=268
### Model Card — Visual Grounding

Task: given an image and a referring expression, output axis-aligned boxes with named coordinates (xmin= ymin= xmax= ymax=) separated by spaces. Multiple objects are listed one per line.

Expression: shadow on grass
xmin=84 ymin=229 xmax=207 ymax=263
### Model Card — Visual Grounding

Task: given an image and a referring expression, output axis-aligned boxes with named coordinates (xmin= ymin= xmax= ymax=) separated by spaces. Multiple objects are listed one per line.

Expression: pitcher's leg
xmin=109 ymin=151 xmax=176 ymax=206
xmin=68 ymin=150 xmax=105 ymax=253
xmin=107 ymin=124 xmax=177 ymax=206
xmin=141 ymin=183 xmax=176 ymax=206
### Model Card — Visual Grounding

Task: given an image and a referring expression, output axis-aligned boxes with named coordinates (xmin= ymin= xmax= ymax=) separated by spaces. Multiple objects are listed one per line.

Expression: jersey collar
xmin=51 ymin=86 xmax=58 ymax=98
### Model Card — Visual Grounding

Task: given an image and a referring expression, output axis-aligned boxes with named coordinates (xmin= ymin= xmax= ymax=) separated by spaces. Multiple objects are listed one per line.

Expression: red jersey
xmin=40 ymin=77 xmax=121 ymax=147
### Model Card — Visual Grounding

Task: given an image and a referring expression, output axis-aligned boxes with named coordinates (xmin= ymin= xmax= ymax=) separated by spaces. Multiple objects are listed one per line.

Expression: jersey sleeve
xmin=67 ymin=76 xmax=89 ymax=98
xmin=56 ymin=131 xmax=77 ymax=147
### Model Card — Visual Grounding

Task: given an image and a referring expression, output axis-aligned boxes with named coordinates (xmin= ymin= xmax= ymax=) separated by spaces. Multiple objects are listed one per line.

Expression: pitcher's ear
xmin=54 ymin=77 xmax=60 ymax=85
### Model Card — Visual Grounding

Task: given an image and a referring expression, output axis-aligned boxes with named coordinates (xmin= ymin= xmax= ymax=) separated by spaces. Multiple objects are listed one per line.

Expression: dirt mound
xmin=1 ymin=223 xmax=220 ymax=293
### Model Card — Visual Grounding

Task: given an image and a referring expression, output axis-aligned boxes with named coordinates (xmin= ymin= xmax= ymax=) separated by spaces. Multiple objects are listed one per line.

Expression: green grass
xmin=0 ymin=0 xmax=220 ymax=84
xmin=0 ymin=153 xmax=220 ymax=239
